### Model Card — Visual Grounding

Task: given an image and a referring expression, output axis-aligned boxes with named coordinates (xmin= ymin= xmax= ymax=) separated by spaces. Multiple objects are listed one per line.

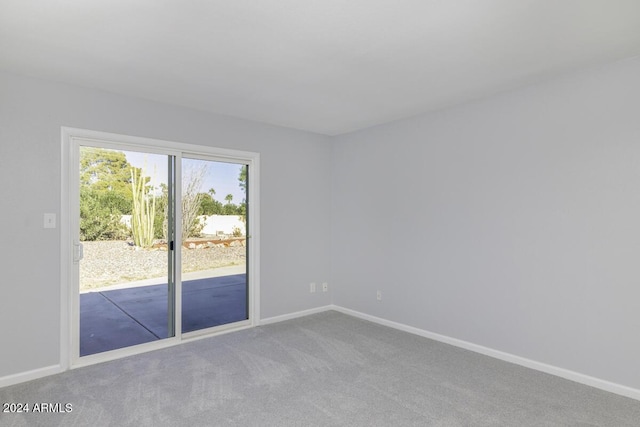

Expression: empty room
xmin=2 ymin=1 xmax=640 ymax=425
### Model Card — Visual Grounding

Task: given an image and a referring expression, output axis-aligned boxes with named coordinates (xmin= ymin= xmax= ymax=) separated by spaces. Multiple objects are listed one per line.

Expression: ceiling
xmin=2 ymin=1 xmax=640 ymax=136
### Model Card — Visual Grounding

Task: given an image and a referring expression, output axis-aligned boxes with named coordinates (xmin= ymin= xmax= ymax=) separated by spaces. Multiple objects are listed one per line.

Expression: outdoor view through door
xmin=78 ymin=145 xmax=249 ymax=356
xmin=180 ymin=157 xmax=248 ymax=333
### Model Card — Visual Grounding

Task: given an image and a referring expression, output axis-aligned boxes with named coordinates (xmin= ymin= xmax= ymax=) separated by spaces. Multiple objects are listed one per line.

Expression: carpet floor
xmin=2 ymin=311 xmax=640 ymax=426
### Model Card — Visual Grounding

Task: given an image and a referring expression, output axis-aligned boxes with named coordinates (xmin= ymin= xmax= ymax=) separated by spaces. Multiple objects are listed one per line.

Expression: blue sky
xmin=125 ymin=151 xmax=246 ymax=204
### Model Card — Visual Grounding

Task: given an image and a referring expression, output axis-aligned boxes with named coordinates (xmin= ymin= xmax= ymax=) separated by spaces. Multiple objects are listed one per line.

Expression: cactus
xmin=130 ymin=166 xmax=156 ymax=248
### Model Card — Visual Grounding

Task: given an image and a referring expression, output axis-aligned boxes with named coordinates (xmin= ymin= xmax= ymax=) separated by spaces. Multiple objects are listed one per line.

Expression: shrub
xmin=80 ymin=188 xmax=129 ymax=241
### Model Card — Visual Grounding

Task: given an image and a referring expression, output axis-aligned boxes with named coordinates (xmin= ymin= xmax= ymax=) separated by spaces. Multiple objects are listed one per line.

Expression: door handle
xmin=74 ymin=242 xmax=84 ymax=262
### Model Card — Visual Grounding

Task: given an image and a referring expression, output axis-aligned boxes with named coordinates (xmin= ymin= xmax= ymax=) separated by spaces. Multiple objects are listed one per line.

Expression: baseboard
xmin=331 ymin=305 xmax=640 ymax=402
xmin=0 ymin=364 xmax=63 ymax=389
xmin=6 ymin=306 xmax=639 ymax=402
xmin=259 ymin=305 xmax=333 ymax=326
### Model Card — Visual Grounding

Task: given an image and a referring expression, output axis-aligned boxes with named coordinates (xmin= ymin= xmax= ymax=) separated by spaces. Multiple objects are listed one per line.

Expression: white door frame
xmin=60 ymin=127 xmax=260 ymax=370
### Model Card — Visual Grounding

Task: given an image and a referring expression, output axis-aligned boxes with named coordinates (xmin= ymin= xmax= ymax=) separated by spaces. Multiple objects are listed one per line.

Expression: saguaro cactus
xmin=130 ymin=167 xmax=156 ymax=248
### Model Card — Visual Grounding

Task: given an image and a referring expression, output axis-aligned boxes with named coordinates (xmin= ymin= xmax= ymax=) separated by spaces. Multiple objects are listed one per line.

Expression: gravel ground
xmin=80 ymin=240 xmax=246 ymax=289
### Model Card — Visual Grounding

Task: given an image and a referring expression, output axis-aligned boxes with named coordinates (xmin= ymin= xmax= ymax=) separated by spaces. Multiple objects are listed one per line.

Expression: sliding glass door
xmin=69 ymin=134 xmax=255 ymax=361
xmin=78 ymin=146 xmax=176 ymax=356
xmin=181 ymin=157 xmax=248 ymax=333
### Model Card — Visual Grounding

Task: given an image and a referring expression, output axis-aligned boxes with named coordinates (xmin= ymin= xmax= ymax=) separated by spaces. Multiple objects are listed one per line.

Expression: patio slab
xmin=80 ymin=293 xmax=159 ymax=356
xmin=80 ymin=274 xmax=247 ymax=356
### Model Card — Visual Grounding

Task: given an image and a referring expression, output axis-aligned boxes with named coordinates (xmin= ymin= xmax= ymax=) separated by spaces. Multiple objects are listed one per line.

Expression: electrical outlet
xmin=322 ymin=282 xmax=328 ymax=292
xmin=310 ymin=282 xmax=316 ymax=293
xmin=376 ymin=290 xmax=382 ymax=301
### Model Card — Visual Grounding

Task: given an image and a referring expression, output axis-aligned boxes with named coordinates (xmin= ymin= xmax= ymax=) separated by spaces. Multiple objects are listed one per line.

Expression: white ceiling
xmin=2 ymin=1 xmax=640 ymax=135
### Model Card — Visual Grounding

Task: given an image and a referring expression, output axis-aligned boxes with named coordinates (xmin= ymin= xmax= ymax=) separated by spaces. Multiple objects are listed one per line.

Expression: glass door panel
xmin=181 ymin=158 xmax=248 ymax=333
xmin=79 ymin=146 xmax=175 ymax=356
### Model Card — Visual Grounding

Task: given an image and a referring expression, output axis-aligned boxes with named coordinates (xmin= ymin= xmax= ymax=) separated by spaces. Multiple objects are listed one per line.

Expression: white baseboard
xmin=259 ymin=305 xmax=333 ymax=326
xmin=0 ymin=365 xmax=63 ymax=389
xmin=5 ymin=305 xmax=640 ymax=402
xmin=330 ymin=305 xmax=640 ymax=402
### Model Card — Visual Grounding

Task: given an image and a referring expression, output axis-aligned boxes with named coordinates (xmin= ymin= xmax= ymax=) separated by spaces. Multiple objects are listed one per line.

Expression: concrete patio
xmin=80 ymin=272 xmax=247 ymax=356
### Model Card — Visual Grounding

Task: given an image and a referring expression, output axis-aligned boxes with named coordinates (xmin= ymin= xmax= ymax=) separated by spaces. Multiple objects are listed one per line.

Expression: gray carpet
xmin=1 ymin=311 xmax=640 ymax=426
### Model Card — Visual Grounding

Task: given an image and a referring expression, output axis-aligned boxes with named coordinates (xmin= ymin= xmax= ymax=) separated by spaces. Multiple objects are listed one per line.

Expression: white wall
xmin=0 ymin=71 xmax=332 ymax=378
xmin=331 ymin=57 xmax=640 ymax=390
xmin=200 ymin=215 xmax=246 ymax=237
xmin=3 ymin=55 xmax=640 ymax=393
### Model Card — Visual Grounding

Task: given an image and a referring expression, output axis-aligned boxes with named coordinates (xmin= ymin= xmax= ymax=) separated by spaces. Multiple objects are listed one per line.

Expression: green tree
xmin=79 ymin=147 xmax=134 ymax=240
xmin=199 ymin=193 xmax=223 ymax=215
xmin=79 ymin=187 xmax=129 ymax=241
xmin=80 ymin=147 xmax=133 ymax=205
xmin=238 ymin=165 xmax=247 ymax=194
xmin=238 ymin=165 xmax=247 ymax=222
xmin=222 ymin=203 xmax=239 ymax=215
xmin=238 ymin=201 xmax=246 ymax=221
